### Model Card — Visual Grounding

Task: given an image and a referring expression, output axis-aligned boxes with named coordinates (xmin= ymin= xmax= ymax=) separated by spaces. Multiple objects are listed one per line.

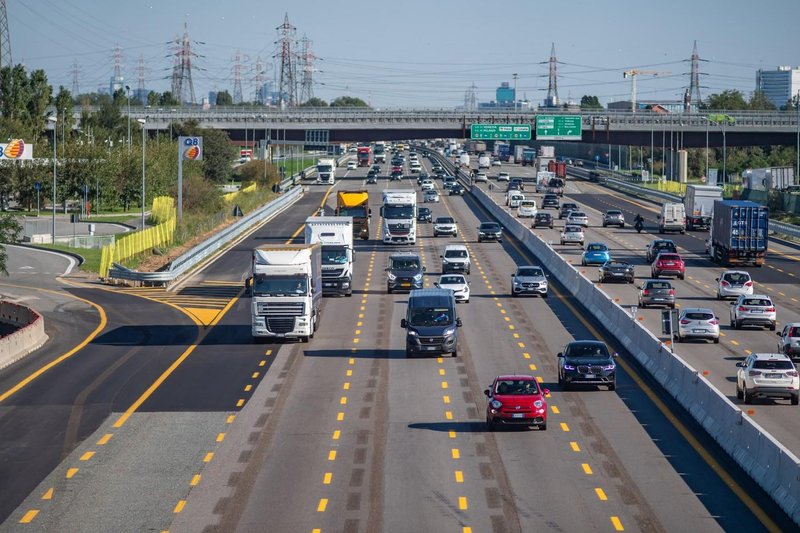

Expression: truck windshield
xmin=409 ymin=307 xmax=453 ymax=327
xmin=322 ymin=247 xmax=348 ymax=265
xmin=338 ymin=207 xmax=367 ymax=217
xmin=317 ymin=165 xmax=333 ymax=173
xmin=384 ymin=205 xmax=414 ymax=219
xmin=253 ymin=275 xmax=307 ymax=296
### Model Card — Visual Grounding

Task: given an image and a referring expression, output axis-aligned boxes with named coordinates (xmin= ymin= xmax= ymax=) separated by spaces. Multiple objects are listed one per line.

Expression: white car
xmin=560 ymin=225 xmax=585 ymax=246
xmin=409 ymin=161 xmax=422 ymax=173
xmin=676 ymin=308 xmax=720 ymax=344
xmin=474 ymin=172 xmax=488 ymax=183
xmin=423 ymin=189 xmax=440 ymax=203
xmin=435 ymin=274 xmax=470 ymax=303
xmin=736 ymin=352 xmax=800 ymax=405
xmin=566 ymin=211 xmax=589 ymax=227
xmin=346 ymin=160 xmax=358 ymax=170
xmin=777 ymin=323 xmax=800 ymax=358
xmin=433 ymin=216 xmax=457 ymax=237
xmin=420 ymin=179 xmax=435 ymax=191
xmin=492 ymin=159 xmax=502 ymax=166
xmin=497 ymin=172 xmax=510 ymax=182
xmin=506 ymin=192 xmax=524 ymax=208
xmin=716 ymin=270 xmax=754 ymax=300
xmin=517 ymin=200 xmax=537 ymax=218
xmin=730 ymin=294 xmax=777 ymax=330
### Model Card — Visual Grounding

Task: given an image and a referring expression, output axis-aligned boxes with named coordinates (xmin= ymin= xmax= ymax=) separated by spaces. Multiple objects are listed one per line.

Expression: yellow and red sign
xmin=0 ymin=139 xmax=32 ymax=160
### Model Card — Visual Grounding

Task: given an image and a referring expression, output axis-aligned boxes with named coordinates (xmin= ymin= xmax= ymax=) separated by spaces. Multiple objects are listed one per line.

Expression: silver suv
xmin=736 ymin=353 xmax=799 ymax=405
xmin=777 ymin=323 xmax=800 ymax=358
xmin=511 ymin=265 xmax=548 ymax=297
xmin=441 ymin=244 xmax=471 ymax=274
xmin=433 ymin=216 xmax=458 ymax=237
xmin=602 ymin=210 xmax=625 ymax=228
xmin=676 ymin=308 xmax=720 ymax=344
xmin=730 ymin=294 xmax=777 ymax=331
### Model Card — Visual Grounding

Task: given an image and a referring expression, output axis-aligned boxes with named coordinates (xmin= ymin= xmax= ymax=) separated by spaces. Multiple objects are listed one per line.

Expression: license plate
xmin=401 ymin=283 xmax=411 ymax=287
xmin=512 ymin=413 xmax=525 ymax=419
xmin=584 ymin=374 xmax=595 ymax=379
xmin=613 ymin=273 xmax=623 ymax=276
xmin=323 ymin=282 xmax=334 ymax=287
xmin=750 ymin=309 xmax=762 ymax=313
xmin=766 ymin=373 xmax=782 ymax=379
xmin=693 ymin=329 xmax=705 ymax=333
xmin=425 ymin=346 xmax=437 ymax=351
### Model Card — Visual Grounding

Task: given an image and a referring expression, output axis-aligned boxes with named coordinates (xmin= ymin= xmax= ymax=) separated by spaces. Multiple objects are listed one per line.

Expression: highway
xmin=0 ymin=154 xmax=794 ymax=532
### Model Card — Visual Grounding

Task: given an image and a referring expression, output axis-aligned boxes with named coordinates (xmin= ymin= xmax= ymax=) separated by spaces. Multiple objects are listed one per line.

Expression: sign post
xmin=34 ymin=181 xmax=41 ymax=217
xmin=177 ymin=136 xmax=203 ymax=222
xmin=470 ymin=124 xmax=531 ymax=140
xmin=535 ymin=115 xmax=582 ymax=141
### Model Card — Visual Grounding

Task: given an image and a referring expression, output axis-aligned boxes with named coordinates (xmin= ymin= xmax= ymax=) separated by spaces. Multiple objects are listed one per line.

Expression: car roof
xmin=680 ymin=307 xmax=714 ymax=314
xmin=390 ymin=252 xmax=421 ymax=259
xmin=722 ymin=270 xmax=750 ymax=275
xmin=567 ymin=340 xmax=607 ymax=347
xmin=745 ymin=294 xmax=771 ymax=299
xmin=751 ymin=352 xmax=792 ymax=361
xmin=653 ymin=239 xmax=675 ymax=244
xmin=644 ymin=279 xmax=672 ymax=284
xmin=564 ymin=225 xmax=583 ymax=231
xmin=444 ymin=244 xmax=467 ymax=250
xmin=408 ymin=288 xmax=455 ymax=305
xmin=494 ymin=374 xmax=536 ymax=381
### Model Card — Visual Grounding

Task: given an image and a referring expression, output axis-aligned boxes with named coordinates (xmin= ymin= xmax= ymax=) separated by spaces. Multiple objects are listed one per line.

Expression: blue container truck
xmin=707 ymin=200 xmax=768 ymax=266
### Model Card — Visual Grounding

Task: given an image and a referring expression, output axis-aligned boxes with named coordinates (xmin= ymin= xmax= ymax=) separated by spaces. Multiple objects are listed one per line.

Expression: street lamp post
xmin=48 ymin=115 xmax=58 ymax=243
xmin=512 ymin=73 xmax=518 ymax=112
xmin=125 ymin=85 xmax=131 ymax=152
xmin=138 ymin=118 xmax=147 ymax=229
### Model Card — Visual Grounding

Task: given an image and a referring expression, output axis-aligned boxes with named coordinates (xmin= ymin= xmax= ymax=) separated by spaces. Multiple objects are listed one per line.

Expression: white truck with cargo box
xmin=381 ymin=189 xmax=417 ymax=244
xmin=304 ymin=216 xmax=355 ymax=297
xmin=249 ymin=243 xmax=323 ymax=343
xmin=658 ymin=202 xmax=686 ymax=234
xmin=684 ymin=184 xmax=723 ymax=231
xmin=478 ymin=154 xmax=491 ymax=169
xmin=316 ymin=158 xmax=336 ymax=184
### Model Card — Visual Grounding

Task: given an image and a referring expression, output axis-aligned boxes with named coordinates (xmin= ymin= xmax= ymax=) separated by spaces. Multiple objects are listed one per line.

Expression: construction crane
xmin=623 ymin=69 xmax=671 ymax=112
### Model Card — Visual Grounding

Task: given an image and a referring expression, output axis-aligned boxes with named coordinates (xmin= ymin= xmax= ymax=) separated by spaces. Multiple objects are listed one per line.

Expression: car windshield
xmin=587 ymin=244 xmax=607 ymax=252
xmin=655 ymin=241 xmax=675 ymax=249
xmin=646 ymin=281 xmax=672 ymax=289
xmin=494 ymin=380 xmax=539 ymax=395
xmin=683 ymin=312 xmax=714 ymax=320
xmin=753 ymin=360 xmax=794 ymax=370
xmin=418 ymin=208 xmax=430 ymax=215
xmin=436 ymin=217 xmax=454 ymax=224
xmin=520 ymin=201 xmax=536 ymax=207
xmin=408 ymin=307 xmax=453 ymax=327
xmin=517 ymin=267 xmax=543 ymax=277
xmin=723 ymin=273 xmax=750 ymax=283
xmin=391 ymin=258 xmax=420 ymax=270
xmin=444 ymin=250 xmax=467 ymax=258
xmin=607 ymin=262 xmax=628 ymax=268
xmin=480 ymin=223 xmax=499 ymax=231
xmin=570 ymin=212 xmax=586 ymax=217
xmin=322 ymin=247 xmax=348 ymax=265
xmin=440 ymin=275 xmax=465 ymax=285
xmin=607 ymin=211 xmax=622 ymax=216
xmin=253 ymin=275 xmax=307 ymax=296
xmin=565 ymin=343 xmax=610 ymax=358
xmin=742 ymin=298 xmax=772 ymax=307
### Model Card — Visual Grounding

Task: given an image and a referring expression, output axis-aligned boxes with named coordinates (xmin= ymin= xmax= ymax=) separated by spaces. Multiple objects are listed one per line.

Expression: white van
xmin=459 ymin=153 xmax=470 ymax=168
xmin=658 ymin=202 xmax=686 ymax=234
xmin=506 ymin=191 xmax=525 ymax=208
xmin=478 ymin=154 xmax=491 ymax=169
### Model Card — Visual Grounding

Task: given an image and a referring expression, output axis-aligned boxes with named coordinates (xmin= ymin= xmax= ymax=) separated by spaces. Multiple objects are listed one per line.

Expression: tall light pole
xmin=796 ymin=91 xmax=799 ymax=179
xmin=48 ymin=115 xmax=58 ymax=243
xmin=138 ymin=118 xmax=147 ymax=229
xmin=125 ymin=85 xmax=132 ymax=152
xmin=512 ymin=73 xmax=518 ymax=112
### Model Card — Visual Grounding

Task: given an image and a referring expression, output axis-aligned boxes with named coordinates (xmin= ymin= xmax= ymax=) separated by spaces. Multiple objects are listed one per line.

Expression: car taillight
xmin=642 ymin=289 xmax=649 ymax=295
xmin=748 ymin=370 xmax=762 ymax=377
xmin=668 ymin=289 xmax=675 ymax=296
xmin=745 ymin=281 xmax=753 ymax=287
xmin=787 ymin=371 xmax=799 ymax=377
xmin=766 ymin=307 xmax=775 ymax=312
xmin=680 ymin=319 xmax=691 ymax=325
xmin=708 ymin=319 xmax=719 ymax=325
xmin=738 ymin=306 xmax=746 ymax=312
xmin=721 ymin=281 xmax=730 ymax=287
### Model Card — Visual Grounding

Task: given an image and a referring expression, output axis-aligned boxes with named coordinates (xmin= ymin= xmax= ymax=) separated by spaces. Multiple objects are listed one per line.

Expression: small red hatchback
xmin=484 ymin=375 xmax=549 ymax=431
xmin=651 ymin=252 xmax=685 ymax=280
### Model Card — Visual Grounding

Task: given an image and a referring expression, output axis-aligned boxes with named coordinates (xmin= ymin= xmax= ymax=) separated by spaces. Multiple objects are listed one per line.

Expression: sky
xmin=7 ymin=0 xmax=800 ymax=108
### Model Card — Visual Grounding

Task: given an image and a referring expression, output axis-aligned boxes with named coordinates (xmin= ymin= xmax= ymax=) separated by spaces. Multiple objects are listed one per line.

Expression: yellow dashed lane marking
xmin=173 ymin=500 xmax=187 ymax=513
xmin=611 ymin=516 xmax=624 ymax=531
xmin=66 ymin=468 xmax=78 ymax=479
xmin=595 ymin=488 xmax=608 ymax=500
xmin=97 ymin=434 xmax=112 ymax=445
xmin=328 ymin=450 xmax=337 ymax=461
xmin=570 ymin=442 xmax=581 ymax=452
xmin=458 ymin=496 xmax=468 ymax=510
xmin=560 ymin=422 xmax=570 ymax=432
xmin=317 ymin=499 xmax=328 ymax=512
xmin=203 ymin=452 xmax=214 ymax=463
xmin=19 ymin=510 xmax=39 ymax=523
xmin=41 ymin=488 xmax=53 ymax=500
xmin=551 ymin=406 xmax=560 ymax=414
xmin=451 ymin=448 xmax=460 ymax=459
xmin=79 ymin=451 xmax=94 ymax=461
xmin=582 ymin=463 xmax=593 ymax=475
xmin=190 ymin=474 xmax=201 ymax=487
xmin=323 ymin=472 xmax=332 ymax=485
xmin=455 ymin=471 xmax=464 ymax=483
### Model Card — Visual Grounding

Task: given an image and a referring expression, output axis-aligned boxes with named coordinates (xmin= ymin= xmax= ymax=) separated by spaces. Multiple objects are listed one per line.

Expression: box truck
xmin=684 ymin=184 xmax=723 ymax=231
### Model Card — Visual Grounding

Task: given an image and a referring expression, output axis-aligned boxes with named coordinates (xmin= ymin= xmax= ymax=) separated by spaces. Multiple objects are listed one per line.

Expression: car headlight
xmin=387 ymin=273 xmax=397 ymax=280
xmin=407 ymin=329 xmax=418 ymax=336
xmin=478 ymin=232 xmax=485 ymax=236
xmin=563 ymin=364 xmax=576 ymax=371
xmin=490 ymin=400 xmax=503 ymax=409
xmin=533 ymin=400 xmax=544 ymax=408
xmin=443 ymin=327 xmax=456 ymax=337
xmin=413 ymin=273 xmax=422 ymax=281
xmin=540 ymin=280 xmax=548 ymax=286
xmin=602 ymin=364 xmax=616 ymax=371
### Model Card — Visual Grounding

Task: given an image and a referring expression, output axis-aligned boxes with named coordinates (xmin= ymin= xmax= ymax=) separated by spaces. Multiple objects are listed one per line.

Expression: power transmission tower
xmin=232 ymin=49 xmax=248 ymax=104
xmin=275 ymin=13 xmax=296 ymax=107
xmin=71 ymin=60 xmax=80 ymax=95
xmin=111 ymin=44 xmax=124 ymax=94
xmin=464 ymin=82 xmax=477 ymax=111
xmin=0 ymin=0 xmax=11 ymax=69
xmin=170 ymin=23 xmax=199 ymax=104
xmin=545 ymin=43 xmax=559 ymax=107
xmin=687 ymin=40 xmax=706 ymax=110
xmin=253 ymin=56 xmax=266 ymax=104
xmin=137 ymin=54 xmax=146 ymax=100
xmin=297 ymin=34 xmax=316 ymax=104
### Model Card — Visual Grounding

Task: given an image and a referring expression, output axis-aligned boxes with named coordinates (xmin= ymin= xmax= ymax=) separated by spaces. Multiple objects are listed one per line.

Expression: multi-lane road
xmin=0 ymin=153 xmax=795 ymax=532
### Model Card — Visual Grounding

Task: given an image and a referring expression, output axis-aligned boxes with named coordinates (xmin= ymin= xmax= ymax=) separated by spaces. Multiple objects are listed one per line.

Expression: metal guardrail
xmin=108 ymin=187 xmax=303 ymax=284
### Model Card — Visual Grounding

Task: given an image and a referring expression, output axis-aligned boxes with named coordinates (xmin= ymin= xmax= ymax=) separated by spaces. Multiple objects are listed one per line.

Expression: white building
xmin=756 ymin=66 xmax=800 ymax=109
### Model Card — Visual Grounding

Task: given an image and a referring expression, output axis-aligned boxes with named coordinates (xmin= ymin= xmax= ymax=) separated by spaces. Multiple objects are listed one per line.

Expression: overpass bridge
xmin=61 ymin=107 xmax=800 ymax=148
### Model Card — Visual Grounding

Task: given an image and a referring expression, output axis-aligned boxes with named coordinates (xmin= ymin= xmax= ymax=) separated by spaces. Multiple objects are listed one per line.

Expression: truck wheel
xmin=301 ymin=336 xmax=310 ymax=343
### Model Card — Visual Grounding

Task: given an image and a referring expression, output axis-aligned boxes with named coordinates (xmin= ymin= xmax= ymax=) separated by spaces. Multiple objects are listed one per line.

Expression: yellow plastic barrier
xmin=222 ymin=182 xmax=257 ymax=203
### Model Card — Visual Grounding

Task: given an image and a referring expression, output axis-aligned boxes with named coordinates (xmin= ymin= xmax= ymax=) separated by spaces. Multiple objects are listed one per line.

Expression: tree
xmin=706 ymin=90 xmax=748 ymax=110
xmin=0 ymin=214 xmax=22 ymax=276
xmin=216 ymin=90 xmax=233 ymax=106
xmin=300 ymin=97 xmax=328 ymax=107
xmin=0 ymin=65 xmax=29 ymax=121
xmin=53 ymin=86 xmax=75 ymax=136
xmin=175 ymin=120 xmax=237 ymax=183
xmin=748 ymin=90 xmax=776 ymax=111
xmin=580 ymin=95 xmax=602 ymax=110
xmin=329 ymin=96 xmax=369 ymax=108
xmin=159 ymin=91 xmax=180 ymax=106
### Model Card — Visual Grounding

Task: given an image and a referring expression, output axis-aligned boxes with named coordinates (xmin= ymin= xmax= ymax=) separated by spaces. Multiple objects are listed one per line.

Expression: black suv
xmin=645 ymin=239 xmax=677 ymax=262
xmin=477 ymin=222 xmax=503 ymax=242
xmin=559 ymin=202 xmax=579 ymax=219
xmin=386 ymin=253 xmax=425 ymax=293
xmin=557 ymin=340 xmax=617 ymax=391
xmin=542 ymin=194 xmax=560 ymax=209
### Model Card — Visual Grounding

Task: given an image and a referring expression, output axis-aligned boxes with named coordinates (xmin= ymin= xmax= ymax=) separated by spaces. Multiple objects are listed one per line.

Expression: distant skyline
xmin=7 ymin=0 xmax=800 ymax=108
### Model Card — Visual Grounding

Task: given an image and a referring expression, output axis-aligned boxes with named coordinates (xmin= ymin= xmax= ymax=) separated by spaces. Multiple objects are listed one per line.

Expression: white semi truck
xmin=304 ymin=216 xmax=354 ymax=297
xmin=316 ymin=158 xmax=336 ymax=184
xmin=249 ymin=243 xmax=323 ymax=343
xmin=381 ymin=189 xmax=417 ymax=244
xmin=684 ymin=184 xmax=723 ymax=231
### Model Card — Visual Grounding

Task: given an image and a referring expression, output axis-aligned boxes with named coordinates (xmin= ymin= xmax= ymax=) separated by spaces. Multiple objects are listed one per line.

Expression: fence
xmin=221 ymin=182 xmax=257 ymax=204
xmin=55 ymin=235 xmax=115 ymax=249
xmin=99 ymin=196 xmax=176 ymax=277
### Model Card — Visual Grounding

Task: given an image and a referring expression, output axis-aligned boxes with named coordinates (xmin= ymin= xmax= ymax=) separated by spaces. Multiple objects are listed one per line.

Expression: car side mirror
xmin=456 ymin=318 xmax=463 ymax=327
xmin=440 ymin=255 xmax=443 ymax=258
xmin=543 ymin=388 xmax=550 ymax=396
xmin=385 ymin=267 xmax=390 ymax=272
xmin=422 ymin=266 xmax=427 ymax=272
xmin=730 ymin=302 xmax=735 ymax=305
xmin=434 ymin=282 xmax=439 ymax=288
xmin=400 ymin=319 xmax=408 ymax=328
xmin=715 ymin=278 xmax=719 ymax=282
xmin=557 ymin=352 xmax=563 ymax=358
xmin=484 ymin=388 xmax=491 ymax=397
xmin=511 ymin=274 xmax=515 ymax=277
xmin=613 ymin=352 xmax=619 ymax=358
xmin=777 ymin=331 xmax=782 ymax=336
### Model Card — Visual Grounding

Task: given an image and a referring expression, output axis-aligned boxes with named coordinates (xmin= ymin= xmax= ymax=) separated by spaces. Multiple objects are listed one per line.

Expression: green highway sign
xmin=535 ymin=115 xmax=583 ymax=141
xmin=470 ymin=123 xmax=532 ymax=140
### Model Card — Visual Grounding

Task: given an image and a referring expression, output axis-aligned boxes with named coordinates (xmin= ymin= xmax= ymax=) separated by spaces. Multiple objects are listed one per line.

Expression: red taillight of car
xmin=748 ymin=370 xmax=762 ymax=377
xmin=787 ymin=371 xmax=799 ymax=377
xmin=680 ymin=319 xmax=691 ymax=325
xmin=668 ymin=289 xmax=675 ymax=296
xmin=738 ymin=306 xmax=747 ymax=312
xmin=642 ymin=289 xmax=649 ymax=295
xmin=745 ymin=281 xmax=753 ymax=287
xmin=721 ymin=281 xmax=730 ymax=287
xmin=708 ymin=319 xmax=719 ymax=325
xmin=766 ymin=307 xmax=775 ymax=313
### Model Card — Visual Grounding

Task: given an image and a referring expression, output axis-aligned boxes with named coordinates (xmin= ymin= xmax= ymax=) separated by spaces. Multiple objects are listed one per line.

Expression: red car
xmin=391 ymin=165 xmax=402 ymax=174
xmin=651 ymin=252 xmax=685 ymax=280
xmin=484 ymin=375 xmax=549 ymax=431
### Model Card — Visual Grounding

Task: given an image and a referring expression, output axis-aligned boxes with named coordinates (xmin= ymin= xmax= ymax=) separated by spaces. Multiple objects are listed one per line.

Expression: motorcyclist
xmin=634 ymin=213 xmax=644 ymax=232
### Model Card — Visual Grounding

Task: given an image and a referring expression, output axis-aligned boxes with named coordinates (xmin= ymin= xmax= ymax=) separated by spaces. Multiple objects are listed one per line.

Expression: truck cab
xmin=316 ymin=158 xmax=336 ymax=184
xmin=305 ymin=216 xmax=355 ymax=297
xmin=381 ymin=189 xmax=417 ymax=244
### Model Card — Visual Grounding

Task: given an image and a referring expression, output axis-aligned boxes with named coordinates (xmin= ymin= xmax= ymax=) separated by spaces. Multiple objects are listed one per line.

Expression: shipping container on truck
xmin=357 ymin=146 xmax=373 ymax=167
xmin=494 ymin=142 xmax=511 ymax=161
xmin=743 ymin=167 xmax=796 ymax=191
xmin=707 ymin=200 xmax=768 ymax=266
xmin=514 ymin=145 xmax=529 ymax=162
xmin=684 ymin=184 xmax=723 ymax=231
xmin=335 ymin=190 xmax=371 ymax=240
xmin=547 ymin=160 xmax=567 ymax=179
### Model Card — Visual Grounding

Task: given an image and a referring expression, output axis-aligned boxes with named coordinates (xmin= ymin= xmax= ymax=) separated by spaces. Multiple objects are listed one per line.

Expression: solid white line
xmin=7 ymin=244 xmax=77 ymax=276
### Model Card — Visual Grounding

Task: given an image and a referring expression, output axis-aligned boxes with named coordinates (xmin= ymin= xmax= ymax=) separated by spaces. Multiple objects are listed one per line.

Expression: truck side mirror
xmin=400 ymin=319 xmax=407 ymax=328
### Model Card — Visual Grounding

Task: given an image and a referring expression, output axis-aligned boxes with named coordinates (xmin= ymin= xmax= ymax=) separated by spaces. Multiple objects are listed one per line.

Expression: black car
xmin=557 ymin=340 xmax=617 ymax=391
xmin=559 ymin=202 xmax=579 ymax=219
xmin=645 ymin=239 xmax=677 ymax=262
xmin=506 ymin=182 xmax=521 ymax=193
xmin=542 ymin=194 xmax=560 ymax=209
xmin=417 ymin=207 xmax=432 ymax=223
xmin=477 ymin=222 xmax=502 ymax=243
xmin=532 ymin=212 xmax=553 ymax=229
xmin=371 ymin=164 xmax=381 ymax=173
xmin=509 ymin=177 xmax=524 ymax=191
xmin=391 ymin=157 xmax=403 ymax=166
xmin=390 ymin=170 xmax=403 ymax=181
xmin=449 ymin=183 xmax=465 ymax=195
xmin=366 ymin=174 xmax=377 ymax=184
xmin=598 ymin=261 xmax=635 ymax=284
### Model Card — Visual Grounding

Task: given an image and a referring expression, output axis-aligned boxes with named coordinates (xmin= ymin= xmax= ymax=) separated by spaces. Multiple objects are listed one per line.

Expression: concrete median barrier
xmin=0 ymin=300 xmax=48 ymax=370
xmin=470 ymin=184 xmax=800 ymax=524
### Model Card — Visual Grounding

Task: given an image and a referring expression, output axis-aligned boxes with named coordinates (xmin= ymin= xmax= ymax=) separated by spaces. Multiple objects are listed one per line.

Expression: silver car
xmin=716 ymin=270 xmax=754 ymax=300
xmin=677 ymin=308 xmax=720 ymax=343
xmin=560 ymin=225 xmax=584 ymax=246
xmin=567 ymin=211 xmax=589 ymax=227
xmin=602 ymin=210 xmax=625 ymax=228
xmin=511 ymin=265 xmax=548 ymax=297
xmin=730 ymin=294 xmax=777 ymax=331
xmin=423 ymin=189 xmax=440 ymax=203
xmin=777 ymin=323 xmax=800 ymax=358
xmin=638 ymin=279 xmax=675 ymax=308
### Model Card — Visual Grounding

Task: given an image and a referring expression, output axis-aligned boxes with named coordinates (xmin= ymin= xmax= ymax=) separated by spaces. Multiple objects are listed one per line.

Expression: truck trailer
xmin=250 ymin=243 xmax=323 ymax=342
xmin=707 ymin=200 xmax=768 ymax=266
xmin=305 ymin=216 xmax=354 ymax=296
xmin=335 ymin=190 xmax=371 ymax=240
xmin=684 ymin=184 xmax=723 ymax=231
